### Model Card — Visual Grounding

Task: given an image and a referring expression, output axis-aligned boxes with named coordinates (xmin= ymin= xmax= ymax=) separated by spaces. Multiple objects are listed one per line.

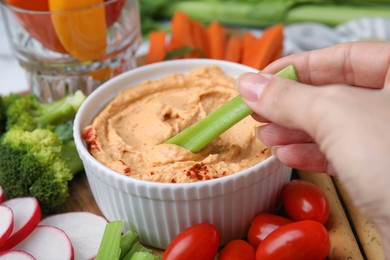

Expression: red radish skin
xmin=0 ymin=186 xmax=4 ymax=203
xmin=0 ymin=197 xmax=41 ymax=250
xmin=39 ymin=212 xmax=107 ymax=260
xmin=13 ymin=225 xmax=74 ymax=260
xmin=0 ymin=206 xmax=14 ymax=248
xmin=0 ymin=250 xmax=36 ymax=259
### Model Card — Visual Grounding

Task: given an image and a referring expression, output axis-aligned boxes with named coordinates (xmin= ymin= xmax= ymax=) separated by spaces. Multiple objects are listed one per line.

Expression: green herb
xmin=95 ymin=221 xmax=124 ymax=260
xmin=165 ymin=64 xmax=298 ymax=153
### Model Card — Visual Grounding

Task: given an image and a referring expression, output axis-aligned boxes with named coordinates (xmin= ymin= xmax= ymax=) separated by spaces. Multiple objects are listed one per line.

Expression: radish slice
xmin=40 ymin=212 xmax=107 ymax=260
xmin=13 ymin=225 xmax=73 ymax=260
xmin=0 ymin=186 xmax=4 ymax=203
xmin=0 ymin=206 xmax=14 ymax=248
xmin=0 ymin=197 xmax=41 ymax=250
xmin=0 ymin=250 xmax=36 ymax=260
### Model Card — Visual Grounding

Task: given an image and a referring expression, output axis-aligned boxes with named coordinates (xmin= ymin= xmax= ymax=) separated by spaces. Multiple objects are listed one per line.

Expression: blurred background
xmin=1 ymin=0 xmax=390 ymax=96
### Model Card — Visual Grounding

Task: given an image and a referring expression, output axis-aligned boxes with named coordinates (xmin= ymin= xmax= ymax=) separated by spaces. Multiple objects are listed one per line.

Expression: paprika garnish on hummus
xmin=83 ymin=66 xmax=270 ymax=183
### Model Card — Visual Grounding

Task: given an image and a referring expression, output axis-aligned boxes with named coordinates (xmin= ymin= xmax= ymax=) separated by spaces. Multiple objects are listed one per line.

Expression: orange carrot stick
xmin=191 ymin=19 xmax=209 ymax=58
xmin=224 ymin=36 xmax=243 ymax=63
xmin=241 ymin=31 xmax=258 ymax=67
xmin=169 ymin=11 xmax=194 ymax=58
xmin=146 ymin=31 xmax=167 ymax=64
xmin=207 ymin=21 xmax=226 ymax=60
xmin=249 ymin=23 xmax=284 ymax=70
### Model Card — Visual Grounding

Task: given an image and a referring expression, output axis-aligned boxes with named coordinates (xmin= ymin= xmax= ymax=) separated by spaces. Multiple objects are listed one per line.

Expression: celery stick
xmin=95 ymin=221 xmax=124 ymax=260
xmin=164 ymin=65 xmax=298 ymax=153
xmin=122 ymin=241 xmax=154 ymax=260
xmin=286 ymin=5 xmax=390 ymax=26
xmin=119 ymin=231 xmax=139 ymax=259
xmin=130 ymin=251 xmax=159 ymax=260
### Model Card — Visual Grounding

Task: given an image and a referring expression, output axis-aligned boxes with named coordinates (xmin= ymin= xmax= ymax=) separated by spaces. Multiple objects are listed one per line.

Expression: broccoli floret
xmin=6 ymin=90 xmax=86 ymax=131
xmin=0 ymin=97 xmax=6 ymax=135
xmin=0 ymin=127 xmax=83 ymax=213
xmin=0 ymin=93 xmax=22 ymax=135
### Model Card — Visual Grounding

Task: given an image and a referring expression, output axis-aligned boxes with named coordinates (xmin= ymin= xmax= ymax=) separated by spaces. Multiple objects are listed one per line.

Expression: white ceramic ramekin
xmin=74 ymin=59 xmax=292 ymax=249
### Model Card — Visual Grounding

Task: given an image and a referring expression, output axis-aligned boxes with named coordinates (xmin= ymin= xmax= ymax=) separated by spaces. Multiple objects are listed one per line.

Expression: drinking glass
xmin=0 ymin=0 xmax=142 ymax=102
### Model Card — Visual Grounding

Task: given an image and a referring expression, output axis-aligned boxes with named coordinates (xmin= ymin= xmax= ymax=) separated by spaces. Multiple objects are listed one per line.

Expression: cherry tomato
xmin=256 ymin=220 xmax=330 ymax=260
xmin=218 ymin=240 xmax=255 ymax=260
xmin=163 ymin=223 xmax=220 ymax=260
xmin=282 ymin=179 xmax=330 ymax=224
xmin=247 ymin=213 xmax=292 ymax=248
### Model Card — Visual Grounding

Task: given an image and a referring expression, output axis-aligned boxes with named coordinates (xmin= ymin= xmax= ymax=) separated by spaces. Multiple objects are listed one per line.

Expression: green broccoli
xmin=0 ymin=126 xmax=83 ymax=213
xmin=0 ymin=93 xmax=21 ymax=135
xmin=0 ymin=90 xmax=86 ymax=213
xmin=6 ymin=90 xmax=86 ymax=131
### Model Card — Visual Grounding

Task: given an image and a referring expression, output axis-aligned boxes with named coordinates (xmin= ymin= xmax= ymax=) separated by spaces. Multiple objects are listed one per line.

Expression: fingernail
xmin=254 ymin=126 xmax=263 ymax=140
xmin=237 ymin=72 xmax=271 ymax=102
xmin=271 ymin=146 xmax=280 ymax=158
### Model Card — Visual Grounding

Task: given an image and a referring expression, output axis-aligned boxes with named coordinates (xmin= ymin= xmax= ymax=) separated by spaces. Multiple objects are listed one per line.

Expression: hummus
xmin=83 ymin=66 xmax=270 ymax=183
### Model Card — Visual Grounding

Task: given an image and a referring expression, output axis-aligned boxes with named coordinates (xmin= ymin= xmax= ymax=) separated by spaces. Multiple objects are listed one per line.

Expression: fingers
xmin=263 ymin=42 xmax=390 ymax=89
xmin=272 ymin=143 xmax=335 ymax=174
xmin=256 ymin=123 xmax=312 ymax=147
xmin=237 ymin=72 xmax=319 ymax=133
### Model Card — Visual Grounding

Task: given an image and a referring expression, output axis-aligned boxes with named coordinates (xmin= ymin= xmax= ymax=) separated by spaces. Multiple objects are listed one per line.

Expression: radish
xmin=0 ymin=197 xmax=41 ymax=250
xmin=40 ymin=212 xmax=107 ymax=260
xmin=13 ymin=225 xmax=73 ymax=260
xmin=0 ymin=250 xmax=36 ymax=260
xmin=0 ymin=186 xmax=4 ymax=203
xmin=0 ymin=205 xmax=13 ymax=248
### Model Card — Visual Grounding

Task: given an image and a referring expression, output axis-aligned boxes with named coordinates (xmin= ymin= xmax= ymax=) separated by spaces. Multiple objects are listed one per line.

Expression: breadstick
xmin=333 ymin=177 xmax=385 ymax=260
xmin=298 ymin=171 xmax=364 ymax=259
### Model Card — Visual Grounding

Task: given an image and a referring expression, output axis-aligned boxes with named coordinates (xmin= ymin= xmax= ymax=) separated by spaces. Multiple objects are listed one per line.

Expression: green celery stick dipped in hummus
xmin=165 ymin=64 xmax=298 ymax=152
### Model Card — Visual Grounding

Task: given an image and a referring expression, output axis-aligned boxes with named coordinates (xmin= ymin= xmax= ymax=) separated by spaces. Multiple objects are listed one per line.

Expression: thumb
xmin=236 ymin=72 xmax=319 ymax=132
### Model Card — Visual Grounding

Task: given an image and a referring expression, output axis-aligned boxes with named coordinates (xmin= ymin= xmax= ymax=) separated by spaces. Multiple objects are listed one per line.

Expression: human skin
xmin=236 ymin=42 xmax=390 ymax=257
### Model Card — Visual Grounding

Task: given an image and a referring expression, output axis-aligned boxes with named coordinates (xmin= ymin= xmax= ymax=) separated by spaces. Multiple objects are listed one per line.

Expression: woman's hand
xmin=236 ymin=42 xmax=390 ymax=256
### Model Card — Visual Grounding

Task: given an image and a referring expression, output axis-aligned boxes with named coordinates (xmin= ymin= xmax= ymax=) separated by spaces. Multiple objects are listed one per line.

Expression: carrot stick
xmin=207 ymin=21 xmax=226 ymax=60
xmin=168 ymin=11 xmax=194 ymax=58
xmin=241 ymin=31 xmax=258 ymax=67
xmin=146 ymin=31 xmax=167 ymax=64
xmin=249 ymin=23 xmax=284 ymax=70
xmin=224 ymin=36 xmax=243 ymax=63
xmin=268 ymin=40 xmax=283 ymax=64
xmin=191 ymin=19 xmax=209 ymax=58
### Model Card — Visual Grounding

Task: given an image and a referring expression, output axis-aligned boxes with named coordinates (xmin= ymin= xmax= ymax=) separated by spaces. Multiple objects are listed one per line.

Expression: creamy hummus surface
xmin=83 ymin=66 xmax=270 ymax=183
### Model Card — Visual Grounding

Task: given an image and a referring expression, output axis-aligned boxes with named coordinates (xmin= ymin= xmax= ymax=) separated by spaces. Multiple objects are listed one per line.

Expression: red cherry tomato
xmin=163 ymin=223 xmax=220 ymax=260
xmin=218 ymin=240 xmax=255 ymax=260
xmin=256 ymin=220 xmax=330 ymax=260
xmin=282 ymin=179 xmax=330 ymax=224
xmin=247 ymin=213 xmax=292 ymax=248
